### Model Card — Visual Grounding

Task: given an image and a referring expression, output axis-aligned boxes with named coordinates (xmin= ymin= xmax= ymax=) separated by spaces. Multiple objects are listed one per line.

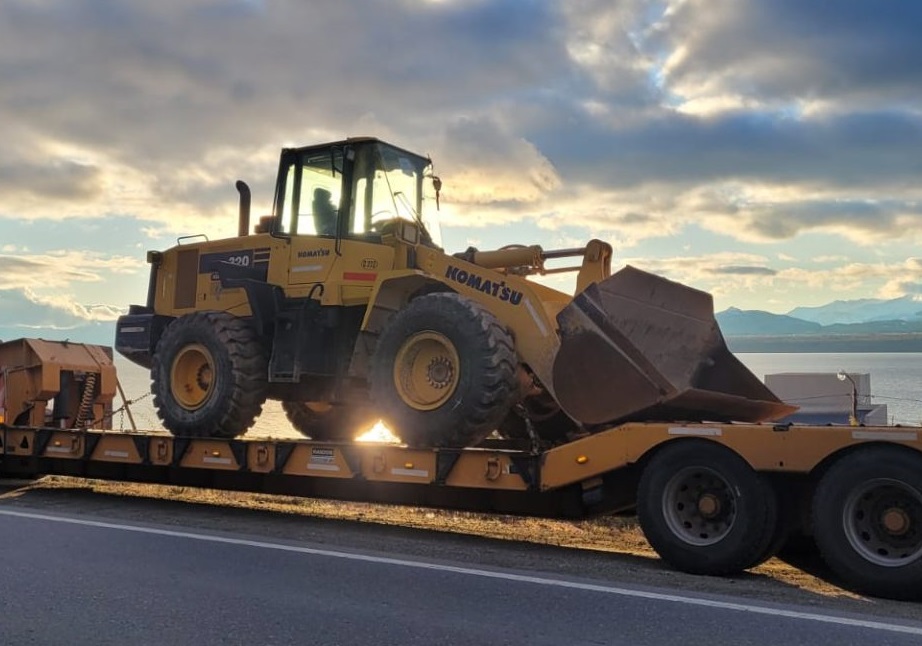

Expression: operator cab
xmin=272 ymin=137 xmax=441 ymax=245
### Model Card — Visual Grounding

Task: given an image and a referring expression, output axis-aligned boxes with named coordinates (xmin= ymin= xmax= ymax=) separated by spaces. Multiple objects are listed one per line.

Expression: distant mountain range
xmin=717 ymin=296 xmax=922 ymax=352
xmin=6 ymin=296 xmax=922 ymax=354
xmin=787 ymin=295 xmax=922 ymax=326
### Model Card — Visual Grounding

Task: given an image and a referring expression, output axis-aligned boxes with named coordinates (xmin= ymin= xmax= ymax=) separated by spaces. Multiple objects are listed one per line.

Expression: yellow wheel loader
xmin=115 ymin=137 xmax=792 ymax=446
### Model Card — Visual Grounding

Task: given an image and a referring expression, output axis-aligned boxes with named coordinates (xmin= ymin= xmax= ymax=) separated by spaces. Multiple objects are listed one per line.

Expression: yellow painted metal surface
xmin=153 ymin=232 xmax=398 ymax=316
xmin=178 ymin=440 xmax=240 ymax=471
xmin=248 ymin=442 xmax=275 ymax=474
xmin=41 ymin=431 xmax=84 ymax=459
xmin=540 ymin=422 xmax=922 ymax=490
xmin=393 ymin=331 xmax=460 ymax=411
xmin=397 ymin=245 xmax=566 ymax=398
xmin=89 ymin=435 xmax=142 ymax=463
xmin=0 ymin=339 xmax=116 ymax=429
xmin=283 ymin=444 xmax=356 ymax=478
xmin=443 ymin=452 xmax=529 ymax=491
xmin=150 ymin=437 xmax=173 ymax=465
xmin=363 ymin=447 xmax=436 ymax=484
xmin=7 ymin=422 xmax=921 ymax=495
xmin=2 ymin=429 xmax=36 ymax=456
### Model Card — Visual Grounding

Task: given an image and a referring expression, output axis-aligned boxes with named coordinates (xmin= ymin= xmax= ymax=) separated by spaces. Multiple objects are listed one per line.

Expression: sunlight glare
xmin=356 ymin=420 xmax=401 ymax=444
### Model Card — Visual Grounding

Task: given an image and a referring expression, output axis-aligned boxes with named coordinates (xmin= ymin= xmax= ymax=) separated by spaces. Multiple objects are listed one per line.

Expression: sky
xmin=1 ymin=0 xmax=922 ymax=345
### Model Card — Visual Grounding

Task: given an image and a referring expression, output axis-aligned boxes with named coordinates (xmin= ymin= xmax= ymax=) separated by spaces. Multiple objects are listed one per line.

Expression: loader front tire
xmin=152 ymin=312 xmax=268 ymax=438
xmin=282 ymin=401 xmax=377 ymax=442
xmin=371 ymin=293 xmax=517 ymax=448
xmin=637 ymin=440 xmax=778 ymax=576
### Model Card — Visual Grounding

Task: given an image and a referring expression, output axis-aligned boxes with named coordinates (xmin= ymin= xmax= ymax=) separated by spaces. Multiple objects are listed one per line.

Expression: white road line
xmin=2 ymin=508 xmax=921 ymax=637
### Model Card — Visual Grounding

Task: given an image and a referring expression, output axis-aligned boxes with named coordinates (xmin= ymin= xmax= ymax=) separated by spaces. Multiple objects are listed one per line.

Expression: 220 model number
xmin=226 ymin=255 xmax=250 ymax=266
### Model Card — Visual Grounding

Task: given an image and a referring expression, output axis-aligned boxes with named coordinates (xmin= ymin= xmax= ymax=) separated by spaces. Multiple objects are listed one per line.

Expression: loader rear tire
xmin=151 ymin=312 xmax=268 ymax=438
xmin=812 ymin=446 xmax=922 ymax=600
xmin=637 ymin=440 xmax=778 ymax=576
xmin=371 ymin=293 xmax=517 ymax=448
xmin=282 ymin=401 xmax=377 ymax=442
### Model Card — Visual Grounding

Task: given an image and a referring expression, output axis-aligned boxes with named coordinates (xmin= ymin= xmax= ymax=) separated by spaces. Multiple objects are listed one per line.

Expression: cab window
xmin=277 ymin=148 xmax=343 ymax=236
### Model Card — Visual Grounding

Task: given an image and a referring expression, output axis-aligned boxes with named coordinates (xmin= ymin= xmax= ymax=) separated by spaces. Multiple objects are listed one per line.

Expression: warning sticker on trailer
xmin=307 ymin=447 xmax=340 ymax=472
xmin=310 ymin=448 xmax=335 ymax=464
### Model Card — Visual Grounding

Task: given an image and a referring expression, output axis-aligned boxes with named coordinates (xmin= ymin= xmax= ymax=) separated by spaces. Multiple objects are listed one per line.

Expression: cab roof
xmin=280 ymin=137 xmax=429 ymax=165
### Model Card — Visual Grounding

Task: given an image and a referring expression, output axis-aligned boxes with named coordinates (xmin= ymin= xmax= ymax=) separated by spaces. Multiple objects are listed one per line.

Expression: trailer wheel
xmin=812 ymin=446 xmax=922 ymax=600
xmin=152 ymin=312 xmax=268 ymax=438
xmin=371 ymin=293 xmax=517 ymax=447
xmin=281 ymin=401 xmax=377 ymax=442
xmin=745 ymin=482 xmax=800 ymax=569
xmin=637 ymin=440 xmax=778 ymax=575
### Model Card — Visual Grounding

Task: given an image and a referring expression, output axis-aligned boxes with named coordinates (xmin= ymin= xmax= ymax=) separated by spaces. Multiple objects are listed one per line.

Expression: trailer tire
xmin=371 ymin=293 xmax=517 ymax=448
xmin=812 ymin=446 xmax=922 ymax=600
xmin=745 ymin=484 xmax=799 ymax=569
xmin=637 ymin=440 xmax=778 ymax=575
xmin=152 ymin=312 xmax=268 ymax=438
xmin=282 ymin=401 xmax=377 ymax=442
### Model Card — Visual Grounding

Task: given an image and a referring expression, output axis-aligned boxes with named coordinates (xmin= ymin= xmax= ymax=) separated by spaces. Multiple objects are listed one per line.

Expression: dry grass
xmin=19 ymin=475 xmax=653 ymax=554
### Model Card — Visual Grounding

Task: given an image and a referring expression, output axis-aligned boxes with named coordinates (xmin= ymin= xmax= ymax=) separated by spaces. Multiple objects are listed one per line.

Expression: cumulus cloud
xmin=1 ymin=0 xmax=919 ymax=250
xmin=437 ymin=117 xmax=562 ymax=209
xmin=660 ymin=0 xmax=922 ymax=107
xmin=0 ymin=251 xmax=139 ymax=290
xmin=707 ymin=265 xmax=777 ymax=276
xmin=0 ymin=287 xmax=121 ymax=346
xmin=0 ymin=0 xmax=920 ymax=319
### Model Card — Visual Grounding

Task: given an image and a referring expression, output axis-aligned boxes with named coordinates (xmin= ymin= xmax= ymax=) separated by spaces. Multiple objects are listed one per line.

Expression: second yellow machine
xmin=116 ymin=137 xmax=791 ymax=447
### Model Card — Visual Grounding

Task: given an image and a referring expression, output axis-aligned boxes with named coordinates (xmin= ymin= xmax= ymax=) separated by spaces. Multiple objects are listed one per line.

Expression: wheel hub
xmin=844 ymin=479 xmax=922 ymax=567
xmin=426 ymin=356 xmax=454 ymax=389
xmin=393 ymin=331 xmax=461 ymax=411
xmin=663 ymin=467 xmax=737 ymax=546
xmin=697 ymin=493 xmax=723 ymax=519
xmin=196 ymin=364 xmax=212 ymax=391
xmin=170 ymin=343 xmax=216 ymax=411
xmin=882 ymin=507 xmax=911 ymax=536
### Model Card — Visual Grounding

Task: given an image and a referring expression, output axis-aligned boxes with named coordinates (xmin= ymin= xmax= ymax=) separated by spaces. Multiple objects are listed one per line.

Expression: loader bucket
xmin=551 ymin=266 xmax=797 ymax=426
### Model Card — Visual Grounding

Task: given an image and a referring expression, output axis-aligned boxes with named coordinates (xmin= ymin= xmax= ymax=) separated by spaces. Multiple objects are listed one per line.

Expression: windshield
xmin=351 ymin=143 xmax=442 ymax=246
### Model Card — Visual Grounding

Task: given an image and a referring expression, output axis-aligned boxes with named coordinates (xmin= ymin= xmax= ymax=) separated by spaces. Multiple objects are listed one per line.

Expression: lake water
xmin=737 ymin=353 xmax=922 ymax=426
xmin=111 ymin=352 xmax=922 ymax=434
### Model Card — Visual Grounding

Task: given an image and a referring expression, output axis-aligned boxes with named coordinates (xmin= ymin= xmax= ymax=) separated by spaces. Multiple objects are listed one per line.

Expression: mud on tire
xmin=371 ymin=292 xmax=517 ymax=448
xmin=151 ymin=312 xmax=268 ymax=438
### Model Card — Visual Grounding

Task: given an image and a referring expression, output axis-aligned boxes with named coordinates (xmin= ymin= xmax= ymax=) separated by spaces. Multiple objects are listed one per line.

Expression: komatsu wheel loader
xmin=115 ymin=137 xmax=792 ymax=447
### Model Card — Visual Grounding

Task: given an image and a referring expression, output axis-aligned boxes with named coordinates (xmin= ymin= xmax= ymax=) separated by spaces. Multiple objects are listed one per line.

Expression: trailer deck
xmin=3 ymin=421 xmax=919 ymax=515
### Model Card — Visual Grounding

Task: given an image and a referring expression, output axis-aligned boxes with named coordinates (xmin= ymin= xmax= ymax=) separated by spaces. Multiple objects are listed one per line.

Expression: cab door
xmin=279 ymin=148 xmax=341 ymax=287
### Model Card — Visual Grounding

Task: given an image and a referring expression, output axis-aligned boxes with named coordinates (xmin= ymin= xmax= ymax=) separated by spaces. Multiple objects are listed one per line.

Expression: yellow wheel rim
xmin=170 ymin=343 xmax=215 ymax=410
xmin=393 ymin=331 xmax=460 ymax=411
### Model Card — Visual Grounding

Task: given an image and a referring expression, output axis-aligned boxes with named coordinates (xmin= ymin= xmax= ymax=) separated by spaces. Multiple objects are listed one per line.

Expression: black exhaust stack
xmin=236 ymin=180 xmax=251 ymax=237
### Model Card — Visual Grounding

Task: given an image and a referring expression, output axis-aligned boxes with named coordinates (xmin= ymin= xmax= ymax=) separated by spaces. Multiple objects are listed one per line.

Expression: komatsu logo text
xmin=445 ymin=266 xmax=523 ymax=305
xmin=298 ymin=249 xmax=331 ymax=259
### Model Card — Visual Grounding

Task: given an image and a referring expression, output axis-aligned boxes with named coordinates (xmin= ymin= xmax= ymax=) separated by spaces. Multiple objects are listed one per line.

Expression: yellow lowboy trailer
xmin=1 ymin=337 xmax=921 ymax=601
xmin=2 ymin=418 xmax=921 ymax=602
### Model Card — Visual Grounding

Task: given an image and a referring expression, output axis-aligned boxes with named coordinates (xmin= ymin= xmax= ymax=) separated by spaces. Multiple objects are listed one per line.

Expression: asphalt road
xmin=2 ymin=508 xmax=922 ymax=646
